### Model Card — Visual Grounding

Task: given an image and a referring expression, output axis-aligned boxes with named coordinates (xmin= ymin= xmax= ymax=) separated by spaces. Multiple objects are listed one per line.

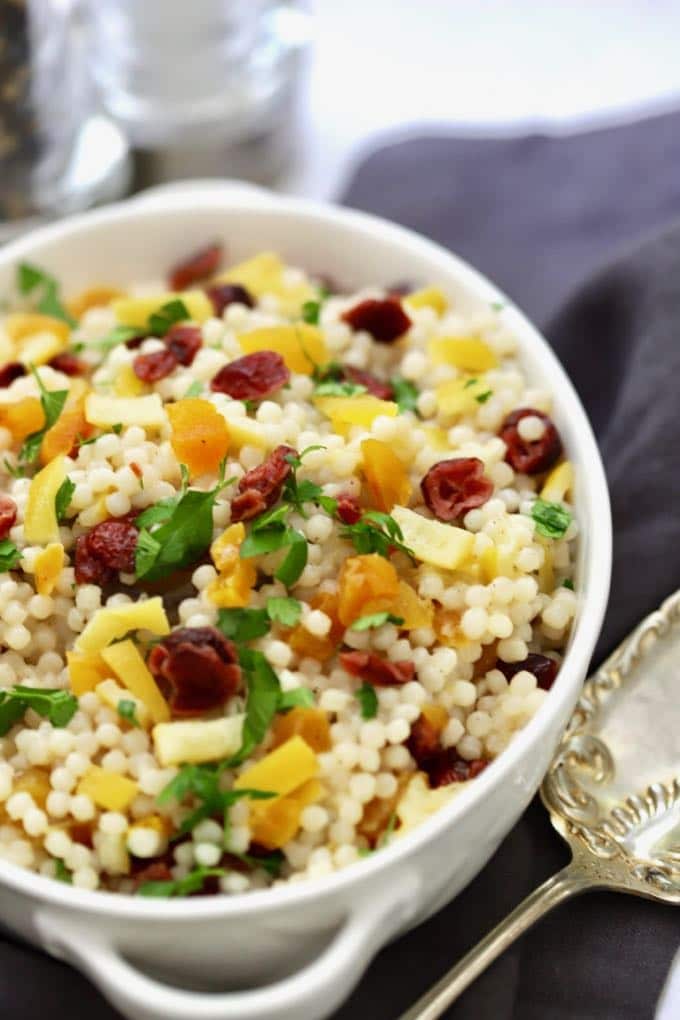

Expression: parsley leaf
xmin=158 ymin=764 xmax=273 ymax=838
xmin=475 ymin=390 xmax=493 ymax=404
xmin=54 ymin=477 xmax=75 ymax=522
xmin=232 ymin=850 xmax=285 ymax=877
xmin=281 ymin=446 xmax=336 ymax=516
xmin=135 ymin=480 xmax=226 ymax=581
xmin=356 ymin=682 xmax=378 ymax=719
xmin=148 ymin=299 xmax=189 ymax=337
xmin=390 ymin=376 xmax=419 ymax=414
xmin=231 ymin=648 xmax=282 ymax=764
xmin=275 ymin=530 xmax=308 ymax=587
xmin=531 ymin=499 xmax=572 ymax=540
xmin=266 ymin=596 xmax=302 ymax=627
xmin=562 ymin=578 xmax=575 ymax=590
xmin=183 ymin=380 xmax=203 ymax=398
xmin=0 ymin=540 xmax=21 ymax=572
xmin=17 ymin=262 xmax=76 ymax=326
xmin=138 ymin=866 xmax=227 ymax=898
xmin=3 ymin=457 xmax=24 ymax=479
xmin=301 ymin=300 xmax=321 ymax=325
xmin=53 ymin=858 xmax=72 ymax=884
xmin=277 ymin=688 xmax=315 ymax=712
xmin=340 ymin=510 xmax=413 ymax=560
xmin=313 ymin=380 xmax=366 ymax=397
xmin=117 ymin=699 xmax=140 ymax=727
xmin=351 ymin=611 xmax=404 ymax=631
xmin=0 ymin=686 xmax=78 ymax=736
xmin=216 ymin=607 xmax=270 ymax=642
xmin=240 ymin=509 xmax=309 ymax=588
xmin=464 ymin=377 xmax=478 ymax=389
xmin=19 ymin=367 xmax=68 ymax=464
xmin=88 ymin=325 xmax=139 ymax=354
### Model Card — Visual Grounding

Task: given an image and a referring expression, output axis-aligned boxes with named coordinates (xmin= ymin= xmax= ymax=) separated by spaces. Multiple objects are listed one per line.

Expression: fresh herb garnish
xmin=148 ymin=299 xmax=189 ymax=338
xmin=19 ymin=366 xmax=68 ymax=463
xmin=231 ymin=648 xmax=282 ymax=764
xmin=158 ymin=764 xmax=273 ymax=838
xmin=277 ymin=687 xmax=315 ymax=712
xmin=117 ymin=699 xmax=140 ymax=727
xmin=135 ymin=476 xmax=228 ymax=581
xmin=240 ymin=506 xmax=308 ymax=588
xmin=491 ymin=300 xmax=506 ymax=311
xmin=217 ymin=607 xmax=270 ymax=642
xmin=111 ymin=423 xmax=123 ymax=435
xmin=475 ymin=390 xmax=493 ymax=404
xmin=281 ymin=446 xmax=337 ymax=517
xmin=54 ymin=477 xmax=75 ymax=523
xmin=266 ymin=596 xmax=302 ymax=628
xmin=531 ymin=499 xmax=572 ymax=540
xmin=0 ymin=540 xmax=21 ymax=572
xmin=313 ymin=380 xmax=366 ymax=397
xmin=340 ymin=510 xmax=413 ymax=560
xmin=390 ymin=376 xmax=419 ymax=414
xmin=3 ymin=457 xmax=24 ymax=479
xmin=301 ymin=300 xmax=321 ymax=325
xmin=183 ymin=380 xmax=203 ymax=399
xmin=138 ymin=866 xmax=227 ymax=898
xmin=312 ymin=360 xmax=343 ymax=384
xmin=17 ymin=262 xmax=76 ymax=326
xmin=356 ymin=682 xmax=378 ymax=719
xmin=53 ymin=858 xmax=72 ymax=884
xmin=351 ymin=611 xmax=404 ymax=631
xmin=0 ymin=686 xmax=78 ymax=736
xmin=463 ymin=378 xmax=478 ymax=389
xmin=88 ymin=325 xmax=139 ymax=354
xmin=562 ymin=578 xmax=575 ymax=590
xmin=232 ymin=850 xmax=285 ymax=877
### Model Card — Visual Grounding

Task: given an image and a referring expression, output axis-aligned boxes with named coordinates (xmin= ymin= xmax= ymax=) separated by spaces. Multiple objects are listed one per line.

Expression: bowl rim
xmin=0 ymin=190 xmax=612 ymax=918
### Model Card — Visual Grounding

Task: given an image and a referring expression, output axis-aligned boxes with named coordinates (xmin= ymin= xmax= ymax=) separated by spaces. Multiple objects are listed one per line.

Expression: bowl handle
xmin=35 ymin=876 xmax=420 ymax=1020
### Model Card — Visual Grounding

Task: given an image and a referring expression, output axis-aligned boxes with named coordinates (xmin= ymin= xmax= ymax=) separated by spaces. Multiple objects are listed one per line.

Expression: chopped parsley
xmin=464 ymin=377 xmax=478 ymax=389
xmin=183 ymin=380 xmax=203 ymax=398
xmin=54 ymin=477 xmax=75 ymax=523
xmin=117 ymin=699 xmax=140 ymax=727
xmin=216 ymin=607 xmax=270 ymax=643
xmin=148 ymin=299 xmax=189 ymax=337
xmin=240 ymin=505 xmax=308 ymax=588
xmin=351 ymin=611 xmax=404 ymax=631
xmin=111 ymin=423 xmax=123 ymax=435
xmin=531 ymin=499 xmax=572 ymax=540
xmin=277 ymin=687 xmax=315 ymax=712
xmin=390 ymin=376 xmax=419 ymax=414
xmin=281 ymin=446 xmax=337 ymax=517
xmin=87 ymin=325 xmax=139 ymax=354
xmin=53 ymin=858 xmax=72 ymax=884
xmin=0 ymin=540 xmax=21 ymax=572
xmin=266 ymin=596 xmax=302 ymax=628
xmin=19 ymin=367 xmax=68 ymax=463
xmin=138 ymin=866 xmax=227 ymax=898
xmin=356 ymin=683 xmax=378 ymax=719
xmin=17 ymin=262 xmax=76 ymax=326
xmin=301 ymin=300 xmax=321 ymax=325
xmin=3 ymin=457 xmax=24 ymax=479
xmin=339 ymin=510 xmax=414 ymax=560
xmin=562 ymin=578 xmax=575 ymax=590
xmin=475 ymin=390 xmax=493 ymax=404
xmin=313 ymin=380 xmax=366 ymax=398
xmin=232 ymin=850 xmax=285 ymax=877
xmin=0 ymin=686 xmax=78 ymax=736
xmin=231 ymin=648 xmax=282 ymax=764
xmin=158 ymin=763 xmax=273 ymax=838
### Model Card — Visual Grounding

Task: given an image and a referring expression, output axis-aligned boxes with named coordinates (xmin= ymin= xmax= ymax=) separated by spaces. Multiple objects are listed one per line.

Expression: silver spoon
xmin=401 ymin=590 xmax=680 ymax=1020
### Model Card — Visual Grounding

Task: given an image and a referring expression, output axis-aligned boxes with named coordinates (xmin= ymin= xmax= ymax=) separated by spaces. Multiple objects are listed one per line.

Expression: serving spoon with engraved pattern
xmin=400 ymin=590 xmax=680 ymax=1020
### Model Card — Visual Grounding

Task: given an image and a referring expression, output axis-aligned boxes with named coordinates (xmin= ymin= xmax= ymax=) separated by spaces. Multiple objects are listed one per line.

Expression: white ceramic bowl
xmin=0 ymin=184 xmax=611 ymax=1020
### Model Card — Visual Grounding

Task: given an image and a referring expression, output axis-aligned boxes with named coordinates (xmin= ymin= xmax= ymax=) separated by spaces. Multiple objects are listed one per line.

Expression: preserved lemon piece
xmin=114 ymin=364 xmax=147 ymax=398
xmin=0 ymin=397 xmax=44 ymax=442
xmin=391 ymin=505 xmax=474 ymax=571
xmin=405 ymin=287 xmax=448 ymax=315
xmin=67 ymin=651 xmax=111 ymax=695
xmin=237 ymin=324 xmax=327 ymax=375
xmin=215 ymin=252 xmax=316 ymax=316
xmin=5 ymin=313 xmax=70 ymax=345
xmin=396 ymin=772 xmax=465 ymax=835
xmin=337 ymin=554 xmax=400 ymax=626
xmin=77 ymin=766 xmax=138 ymax=812
xmin=540 ymin=460 xmax=573 ymax=503
xmin=24 ymin=454 xmax=65 ymax=544
xmin=435 ymin=376 xmax=489 ymax=418
xmin=315 ymin=395 xmax=399 ymax=434
xmin=153 ymin=715 xmax=245 ymax=766
xmin=76 ymin=597 xmax=170 ymax=654
xmin=33 ymin=543 xmax=64 ymax=595
xmin=361 ymin=438 xmax=412 ymax=512
xmin=271 ymin=707 xmax=331 ymax=753
xmin=100 ymin=640 xmax=171 ymax=724
xmin=112 ymin=291 xmax=212 ymax=328
xmin=234 ymin=736 xmax=318 ymax=797
xmin=167 ymin=398 xmax=230 ymax=478
xmin=428 ymin=336 xmax=498 ymax=372
xmin=85 ymin=393 xmax=166 ymax=429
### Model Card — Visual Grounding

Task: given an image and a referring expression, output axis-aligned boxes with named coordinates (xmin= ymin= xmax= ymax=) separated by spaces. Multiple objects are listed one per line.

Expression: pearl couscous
xmin=0 ymin=244 xmax=577 ymax=896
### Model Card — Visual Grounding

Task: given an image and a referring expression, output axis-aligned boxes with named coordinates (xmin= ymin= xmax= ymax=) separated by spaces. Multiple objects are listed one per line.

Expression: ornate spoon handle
xmin=399 ymin=863 xmax=594 ymax=1020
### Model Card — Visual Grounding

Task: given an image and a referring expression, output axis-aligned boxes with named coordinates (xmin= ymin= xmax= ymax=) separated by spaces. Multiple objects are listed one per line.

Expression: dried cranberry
xmin=406 ymin=713 xmax=440 ymax=766
xmin=339 ymin=651 xmax=414 ymax=686
xmin=500 ymin=408 xmax=562 ymax=475
xmin=168 ymin=243 xmax=222 ymax=291
xmin=211 ymin=351 xmax=289 ymax=402
xmin=0 ymin=362 xmax=26 ymax=387
xmin=133 ymin=348 xmax=178 ymax=383
xmin=336 ymin=492 xmax=362 ymax=525
xmin=341 ymin=297 xmax=411 ymax=343
xmin=343 ymin=366 xmax=394 ymax=400
xmin=426 ymin=751 xmax=488 ymax=788
xmin=148 ymin=626 xmax=241 ymax=716
xmin=74 ymin=517 xmax=139 ymax=585
xmin=420 ymin=456 xmax=493 ymax=522
xmin=131 ymin=860 xmax=174 ymax=887
xmin=205 ymin=283 xmax=254 ymax=316
xmin=164 ymin=324 xmax=202 ymax=366
xmin=230 ymin=444 xmax=295 ymax=523
xmin=0 ymin=495 xmax=17 ymax=539
xmin=49 ymin=352 xmax=87 ymax=377
xmin=125 ymin=334 xmax=146 ymax=350
xmin=496 ymin=653 xmax=559 ymax=691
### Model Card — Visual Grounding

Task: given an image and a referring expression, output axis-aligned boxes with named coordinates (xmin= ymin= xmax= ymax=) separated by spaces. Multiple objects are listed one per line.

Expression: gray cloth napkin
xmin=3 ymin=112 xmax=680 ymax=1019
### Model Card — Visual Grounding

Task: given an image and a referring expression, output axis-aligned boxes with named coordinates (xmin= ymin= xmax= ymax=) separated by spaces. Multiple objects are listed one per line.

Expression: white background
xmin=289 ymin=0 xmax=680 ymax=197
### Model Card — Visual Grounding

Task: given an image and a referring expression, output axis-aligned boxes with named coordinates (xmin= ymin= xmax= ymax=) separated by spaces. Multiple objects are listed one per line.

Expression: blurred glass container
xmin=0 ymin=0 xmax=131 ymax=242
xmin=80 ymin=0 xmax=312 ymax=187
